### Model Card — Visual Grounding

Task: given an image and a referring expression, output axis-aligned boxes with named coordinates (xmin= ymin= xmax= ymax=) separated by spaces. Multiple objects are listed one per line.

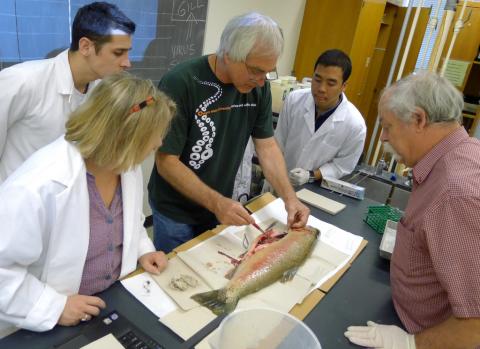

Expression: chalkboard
xmin=0 ymin=0 xmax=209 ymax=85
xmin=130 ymin=0 xmax=209 ymax=84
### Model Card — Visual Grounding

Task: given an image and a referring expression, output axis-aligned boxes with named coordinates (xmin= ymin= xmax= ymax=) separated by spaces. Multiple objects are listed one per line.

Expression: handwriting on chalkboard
xmin=172 ymin=43 xmax=196 ymax=59
xmin=172 ymin=0 xmax=206 ymax=21
xmin=171 ymin=0 xmax=207 ymax=42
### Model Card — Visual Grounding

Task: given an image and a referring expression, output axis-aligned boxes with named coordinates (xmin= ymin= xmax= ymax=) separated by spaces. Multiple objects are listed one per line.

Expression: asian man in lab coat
xmin=0 ymin=1 xmax=135 ymax=183
xmin=275 ymin=49 xmax=366 ymax=186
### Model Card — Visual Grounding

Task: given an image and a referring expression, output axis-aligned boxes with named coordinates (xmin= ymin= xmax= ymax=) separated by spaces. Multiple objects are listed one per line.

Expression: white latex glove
xmin=289 ymin=168 xmax=309 ymax=186
xmin=345 ymin=321 xmax=416 ymax=349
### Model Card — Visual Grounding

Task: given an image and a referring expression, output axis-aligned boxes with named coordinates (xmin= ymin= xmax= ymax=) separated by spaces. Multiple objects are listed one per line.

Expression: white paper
xmin=80 ymin=334 xmax=124 ymax=349
xmin=176 ymin=227 xmax=247 ymax=289
xmin=237 ymin=275 xmax=312 ymax=313
xmin=120 ymin=272 xmax=177 ymax=318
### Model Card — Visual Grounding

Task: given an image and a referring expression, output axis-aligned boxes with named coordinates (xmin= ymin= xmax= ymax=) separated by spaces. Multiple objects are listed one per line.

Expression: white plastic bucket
xmin=209 ymin=308 xmax=322 ymax=349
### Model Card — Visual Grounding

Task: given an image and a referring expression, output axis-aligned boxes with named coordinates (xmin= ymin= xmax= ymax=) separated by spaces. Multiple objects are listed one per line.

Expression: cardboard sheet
xmin=160 ymin=306 xmax=216 ymax=341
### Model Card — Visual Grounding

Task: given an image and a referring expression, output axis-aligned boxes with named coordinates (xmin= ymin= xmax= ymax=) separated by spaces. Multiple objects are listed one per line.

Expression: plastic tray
xmin=364 ymin=205 xmax=402 ymax=234
xmin=379 ymin=220 xmax=398 ymax=259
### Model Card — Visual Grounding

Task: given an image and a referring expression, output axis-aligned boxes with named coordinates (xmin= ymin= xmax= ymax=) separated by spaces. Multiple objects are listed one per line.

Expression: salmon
xmin=191 ymin=226 xmax=319 ymax=315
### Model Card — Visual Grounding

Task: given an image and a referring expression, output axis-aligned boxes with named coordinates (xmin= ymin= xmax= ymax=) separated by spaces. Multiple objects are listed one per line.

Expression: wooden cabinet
xmin=441 ymin=1 xmax=480 ymax=137
xmin=293 ymin=0 xmax=387 ymax=109
xmin=293 ymin=0 xmax=429 ymax=160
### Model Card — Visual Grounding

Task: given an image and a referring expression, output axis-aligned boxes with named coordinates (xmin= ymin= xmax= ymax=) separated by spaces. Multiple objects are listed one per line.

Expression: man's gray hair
xmin=217 ymin=12 xmax=284 ymax=61
xmin=381 ymin=71 xmax=464 ymax=124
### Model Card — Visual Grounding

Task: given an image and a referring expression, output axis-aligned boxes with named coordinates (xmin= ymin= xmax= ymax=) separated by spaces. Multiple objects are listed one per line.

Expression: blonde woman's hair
xmin=65 ymin=72 xmax=175 ymax=172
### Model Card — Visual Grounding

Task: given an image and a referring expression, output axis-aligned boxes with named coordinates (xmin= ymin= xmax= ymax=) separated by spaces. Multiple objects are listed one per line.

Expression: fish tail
xmin=191 ymin=289 xmax=238 ymax=316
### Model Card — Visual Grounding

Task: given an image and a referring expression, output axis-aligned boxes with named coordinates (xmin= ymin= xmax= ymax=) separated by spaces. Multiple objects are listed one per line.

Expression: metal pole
xmin=397 ymin=0 xmax=425 ymax=80
xmin=419 ymin=0 xmax=441 ymax=70
xmin=440 ymin=0 xmax=468 ymax=76
xmin=430 ymin=0 xmax=457 ymax=71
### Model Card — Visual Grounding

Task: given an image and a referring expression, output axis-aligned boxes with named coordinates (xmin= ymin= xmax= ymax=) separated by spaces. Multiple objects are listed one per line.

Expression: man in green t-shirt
xmin=148 ymin=12 xmax=310 ymax=252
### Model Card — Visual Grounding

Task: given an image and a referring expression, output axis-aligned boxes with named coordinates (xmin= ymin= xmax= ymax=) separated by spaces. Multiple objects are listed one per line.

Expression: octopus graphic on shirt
xmin=188 ymin=77 xmax=221 ymax=169
xmin=189 ymin=77 xmax=256 ymax=170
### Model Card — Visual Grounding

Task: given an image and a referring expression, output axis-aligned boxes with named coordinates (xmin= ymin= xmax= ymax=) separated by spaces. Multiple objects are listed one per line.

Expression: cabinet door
xmin=293 ymin=0 xmax=364 ymax=81
xmin=443 ymin=4 xmax=480 ymax=62
xmin=346 ymin=0 xmax=386 ymax=107
xmin=442 ymin=4 xmax=480 ymax=136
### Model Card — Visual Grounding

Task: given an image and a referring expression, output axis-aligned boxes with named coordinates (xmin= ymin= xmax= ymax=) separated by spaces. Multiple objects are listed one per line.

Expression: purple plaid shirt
xmin=79 ymin=173 xmax=124 ymax=295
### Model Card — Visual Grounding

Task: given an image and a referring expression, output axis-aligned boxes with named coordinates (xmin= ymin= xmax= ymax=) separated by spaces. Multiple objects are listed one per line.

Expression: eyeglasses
xmin=244 ymin=61 xmax=277 ymax=81
xmin=129 ymin=95 xmax=155 ymax=115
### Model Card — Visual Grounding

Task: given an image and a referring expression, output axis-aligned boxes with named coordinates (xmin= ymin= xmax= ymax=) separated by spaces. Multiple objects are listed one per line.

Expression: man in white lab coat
xmin=275 ymin=49 xmax=366 ymax=186
xmin=0 ymin=2 xmax=135 ymax=183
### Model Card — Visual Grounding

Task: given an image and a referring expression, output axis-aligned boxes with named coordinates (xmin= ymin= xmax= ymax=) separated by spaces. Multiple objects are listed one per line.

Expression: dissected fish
xmin=191 ymin=226 xmax=319 ymax=315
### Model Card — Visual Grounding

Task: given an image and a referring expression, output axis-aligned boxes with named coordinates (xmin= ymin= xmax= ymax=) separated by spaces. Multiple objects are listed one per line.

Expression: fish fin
xmin=224 ymin=298 xmax=239 ymax=314
xmin=281 ymin=267 xmax=299 ymax=283
xmin=191 ymin=289 xmax=238 ymax=316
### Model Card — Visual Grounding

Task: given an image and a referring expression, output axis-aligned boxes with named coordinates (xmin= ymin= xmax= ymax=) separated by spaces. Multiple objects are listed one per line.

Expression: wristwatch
xmin=308 ymin=170 xmax=316 ymax=183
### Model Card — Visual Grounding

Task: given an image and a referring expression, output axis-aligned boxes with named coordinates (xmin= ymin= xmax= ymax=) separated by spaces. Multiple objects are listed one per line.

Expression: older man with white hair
xmin=148 ymin=12 xmax=309 ymax=253
xmin=345 ymin=71 xmax=480 ymax=348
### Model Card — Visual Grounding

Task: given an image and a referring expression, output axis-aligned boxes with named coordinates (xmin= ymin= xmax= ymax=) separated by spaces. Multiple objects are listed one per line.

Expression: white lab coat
xmin=275 ymin=89 xmax=366 ymax=179
xmin=232 ymin=137 xmax=254 ymax=202
xmin=0 ymin=50 xmax=98 ymax=183
xmin=0 ymin=137 xmax=154 ymax=333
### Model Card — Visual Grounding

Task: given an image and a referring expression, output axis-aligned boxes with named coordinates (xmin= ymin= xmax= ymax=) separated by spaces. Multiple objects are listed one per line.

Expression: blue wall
xmin=0 ymin=0 xmax=158 ymax=62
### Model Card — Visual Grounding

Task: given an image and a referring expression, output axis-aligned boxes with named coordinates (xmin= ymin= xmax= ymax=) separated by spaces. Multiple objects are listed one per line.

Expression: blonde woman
xmin=0 ymin=73 xmax=175 ymax=333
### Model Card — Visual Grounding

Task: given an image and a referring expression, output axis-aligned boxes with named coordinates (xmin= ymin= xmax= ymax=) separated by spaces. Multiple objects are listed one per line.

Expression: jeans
xmin=150 ymin=201 xmax=218 ymax=253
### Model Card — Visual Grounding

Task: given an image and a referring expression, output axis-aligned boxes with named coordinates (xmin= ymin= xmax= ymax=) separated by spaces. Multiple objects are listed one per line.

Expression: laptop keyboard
xmin=118 ymin=330 xmax=165 ymax=349
xmin=54 ymin=310 xmax=166 ymax=349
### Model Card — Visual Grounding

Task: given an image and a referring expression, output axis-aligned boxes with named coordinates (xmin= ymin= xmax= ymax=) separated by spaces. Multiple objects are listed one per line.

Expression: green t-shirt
xmin=148 ymin=55 xmax=273 ymax=225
